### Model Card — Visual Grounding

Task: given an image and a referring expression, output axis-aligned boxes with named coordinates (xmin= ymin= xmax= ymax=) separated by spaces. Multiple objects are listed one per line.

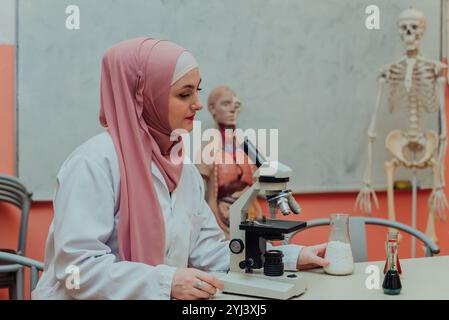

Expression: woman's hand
xmin=296 ymin=243 xmax=330 ymax=270
xmin=171 ymin=268 xmax=224 ymax=300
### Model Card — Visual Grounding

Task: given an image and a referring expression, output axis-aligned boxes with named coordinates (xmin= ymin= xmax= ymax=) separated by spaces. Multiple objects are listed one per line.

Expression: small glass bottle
xmin=382 ymin=231 xmax=402 ymax=295
xmin=383 ymin=231 xmax=402 ymax=275
xmin=324 ymin=213 xmax=354 ymax=275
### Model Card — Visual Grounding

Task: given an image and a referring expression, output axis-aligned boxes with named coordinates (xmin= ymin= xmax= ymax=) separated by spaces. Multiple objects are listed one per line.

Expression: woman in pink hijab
xmin=32 ymin=37 xmax=328 ymax=300
xmin=98 ymin=38 xmax=227 ymax=299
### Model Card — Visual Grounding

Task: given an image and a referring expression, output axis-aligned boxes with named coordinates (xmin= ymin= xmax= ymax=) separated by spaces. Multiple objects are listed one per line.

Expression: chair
xmin=0 ymin=174 xmax=33 ymax=299
xmin=283 ymin=215 xmax=440 ymax=262
xmin=0 ymin=251 xmax=43 ymax=299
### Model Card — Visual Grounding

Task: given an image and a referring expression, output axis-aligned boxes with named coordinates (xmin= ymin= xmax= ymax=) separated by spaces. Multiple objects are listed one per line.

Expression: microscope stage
xmin=239 ymin=219 xmax=306 ymax=234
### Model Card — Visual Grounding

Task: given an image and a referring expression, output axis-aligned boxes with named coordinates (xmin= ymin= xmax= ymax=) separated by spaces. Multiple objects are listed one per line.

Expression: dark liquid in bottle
xmin=383 ymin=255 xmax=402 ymax=275
xmin=382 ymin=270 xmax=402 ymax=295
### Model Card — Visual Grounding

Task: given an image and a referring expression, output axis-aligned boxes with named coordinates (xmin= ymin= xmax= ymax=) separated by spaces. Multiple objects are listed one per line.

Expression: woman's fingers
xmin=313 ymin=243 xmax=328 ymax=253
xmin=171 ymin=268 xmax=225 ymax=300
xmin=299 ymin=263 xmax=316 ymax=270
xmin=192 ymin=287 xmax=212 ymax=299
xmin=306 ymin=246 xmax=330 ymax=267
xmin=309 ymin=255 xmax=330 ymax=267
xmin=194 ymin=279 xmax=217 ymax=296
xmin=195 ymin=270 xmax=224 ymax=291
xmin=298 ymin=244 xmax=330 ymax=270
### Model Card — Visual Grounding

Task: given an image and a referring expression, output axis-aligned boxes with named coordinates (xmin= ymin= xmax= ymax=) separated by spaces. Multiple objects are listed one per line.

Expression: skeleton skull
xmin=397 ymin=8 xmax=426 ymax=51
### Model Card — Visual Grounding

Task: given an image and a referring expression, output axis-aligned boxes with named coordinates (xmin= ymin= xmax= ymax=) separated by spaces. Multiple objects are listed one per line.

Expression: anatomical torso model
xmin=196 ymin=86 xmax=262 ymax=238
xmin=355 ymin=8 xmax=448 ymax=243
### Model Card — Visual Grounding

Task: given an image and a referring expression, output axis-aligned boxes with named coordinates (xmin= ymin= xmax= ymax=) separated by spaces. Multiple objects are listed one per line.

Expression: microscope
xmin=218 ymin=138 xmax=307 ymax=299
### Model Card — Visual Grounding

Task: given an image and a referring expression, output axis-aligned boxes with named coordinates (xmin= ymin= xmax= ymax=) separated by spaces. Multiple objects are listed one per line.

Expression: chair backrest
xmin=0 ymin=175 xmax=33 ymax=255
xmin=284 ymin=215 xmax=440 ymax=262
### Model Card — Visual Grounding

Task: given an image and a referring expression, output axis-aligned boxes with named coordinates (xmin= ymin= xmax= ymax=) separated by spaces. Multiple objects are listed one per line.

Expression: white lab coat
xmin=32 ymin=131 xmax=302 ymax=300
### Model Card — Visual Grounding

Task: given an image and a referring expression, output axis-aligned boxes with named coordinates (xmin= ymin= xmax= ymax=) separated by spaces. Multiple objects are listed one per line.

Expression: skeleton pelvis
xmin=385 ymin=130 xmax=438 ymax=168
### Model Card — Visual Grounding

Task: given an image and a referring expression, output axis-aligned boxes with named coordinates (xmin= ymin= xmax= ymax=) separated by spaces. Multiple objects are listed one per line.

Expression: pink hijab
xmin=99 ymin=37 xmax=188 ymax=265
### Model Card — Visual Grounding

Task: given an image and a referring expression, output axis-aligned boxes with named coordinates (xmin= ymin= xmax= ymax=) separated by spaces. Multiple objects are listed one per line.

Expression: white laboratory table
xmin=214 ymin=255 xmax=449 ymax=300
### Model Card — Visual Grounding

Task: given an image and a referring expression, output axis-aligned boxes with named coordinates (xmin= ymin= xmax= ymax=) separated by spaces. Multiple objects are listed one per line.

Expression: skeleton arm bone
xmin=364 ymin=76 xmax=386 ymax=184
xmin=355 ymin=75 xmax=386 ymax=213
xmin=437 ymin=75 xmax=447 ymax=188
xmin=425 ymin=74 xmax=449 ymax=222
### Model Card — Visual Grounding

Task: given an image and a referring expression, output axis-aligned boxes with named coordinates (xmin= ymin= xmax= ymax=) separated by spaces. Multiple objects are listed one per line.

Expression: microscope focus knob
xmin=229 ymin=239 xmax=244 ymax=254
xmin=239 ymin=259 xmax=254 ymax=270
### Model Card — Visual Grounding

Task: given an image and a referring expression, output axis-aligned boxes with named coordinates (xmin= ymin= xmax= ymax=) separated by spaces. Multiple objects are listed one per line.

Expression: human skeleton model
xmin=355 ymin=8 xmax=448 ymax=243
xmin=196 ymin=86 xmax=262 ymax=239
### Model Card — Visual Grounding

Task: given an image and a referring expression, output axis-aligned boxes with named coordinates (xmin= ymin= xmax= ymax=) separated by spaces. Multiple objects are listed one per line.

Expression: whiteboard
xmin=17 ymin=0 xmax=442 ymax=200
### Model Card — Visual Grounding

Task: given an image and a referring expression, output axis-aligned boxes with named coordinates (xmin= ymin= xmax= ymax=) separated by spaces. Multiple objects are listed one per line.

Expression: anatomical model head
xmin=207 ymin=85 xmax=241 ymax=127
xmin=397 ymin=8 xmax=427 ymax=52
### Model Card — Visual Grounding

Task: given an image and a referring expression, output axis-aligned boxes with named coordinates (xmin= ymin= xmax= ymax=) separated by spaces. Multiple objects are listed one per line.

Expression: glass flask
xmin=324 ymin=213 xmax=355 ymax=275
xmin=382 ymin=231 xmax=402 ymax=295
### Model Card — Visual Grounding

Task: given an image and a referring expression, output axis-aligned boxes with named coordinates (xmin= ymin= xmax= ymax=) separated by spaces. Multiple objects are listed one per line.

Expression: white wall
xmin=16 ymin=0 xmax=442 ymax=199
xmin=0 ymin=0 xmax=16 ymax=44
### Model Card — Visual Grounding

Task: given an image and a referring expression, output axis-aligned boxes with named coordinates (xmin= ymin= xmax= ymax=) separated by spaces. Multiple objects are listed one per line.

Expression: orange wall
xmin=1 ymin=44 xmax=448 ymax=299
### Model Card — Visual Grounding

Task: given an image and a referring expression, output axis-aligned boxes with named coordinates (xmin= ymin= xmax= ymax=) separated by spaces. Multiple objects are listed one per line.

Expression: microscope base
xmin=217 ymin=270 xmax=306 ymax=300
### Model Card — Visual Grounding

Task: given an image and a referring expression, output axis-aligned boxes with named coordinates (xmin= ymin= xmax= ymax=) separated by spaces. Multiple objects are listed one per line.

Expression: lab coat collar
xmin=150 ymin=156 xmax=191 ymax=192
xmin=150 ymin=162 xmax=185 ymax=204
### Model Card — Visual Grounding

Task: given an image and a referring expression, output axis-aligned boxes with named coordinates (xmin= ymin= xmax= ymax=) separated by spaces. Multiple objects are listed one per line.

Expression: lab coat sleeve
xmin=187 ymin=168 xmax=229 ymax=272
xmin=188 ymin=197 xmax=230 ymax=272
xmin=267 ymin=243 xmax=303 ymax=272
xmin=52 ymin=154 xmax=176 ymax=299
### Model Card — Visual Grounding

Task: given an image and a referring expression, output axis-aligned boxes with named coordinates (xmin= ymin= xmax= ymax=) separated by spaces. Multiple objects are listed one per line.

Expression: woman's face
xmin=168 ymin=68 xmax=203 ymax=132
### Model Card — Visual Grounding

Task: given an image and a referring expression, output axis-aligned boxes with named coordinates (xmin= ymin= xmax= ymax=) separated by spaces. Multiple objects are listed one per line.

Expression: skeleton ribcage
xmin=386 ymin=60 xmax=439 ymax=114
